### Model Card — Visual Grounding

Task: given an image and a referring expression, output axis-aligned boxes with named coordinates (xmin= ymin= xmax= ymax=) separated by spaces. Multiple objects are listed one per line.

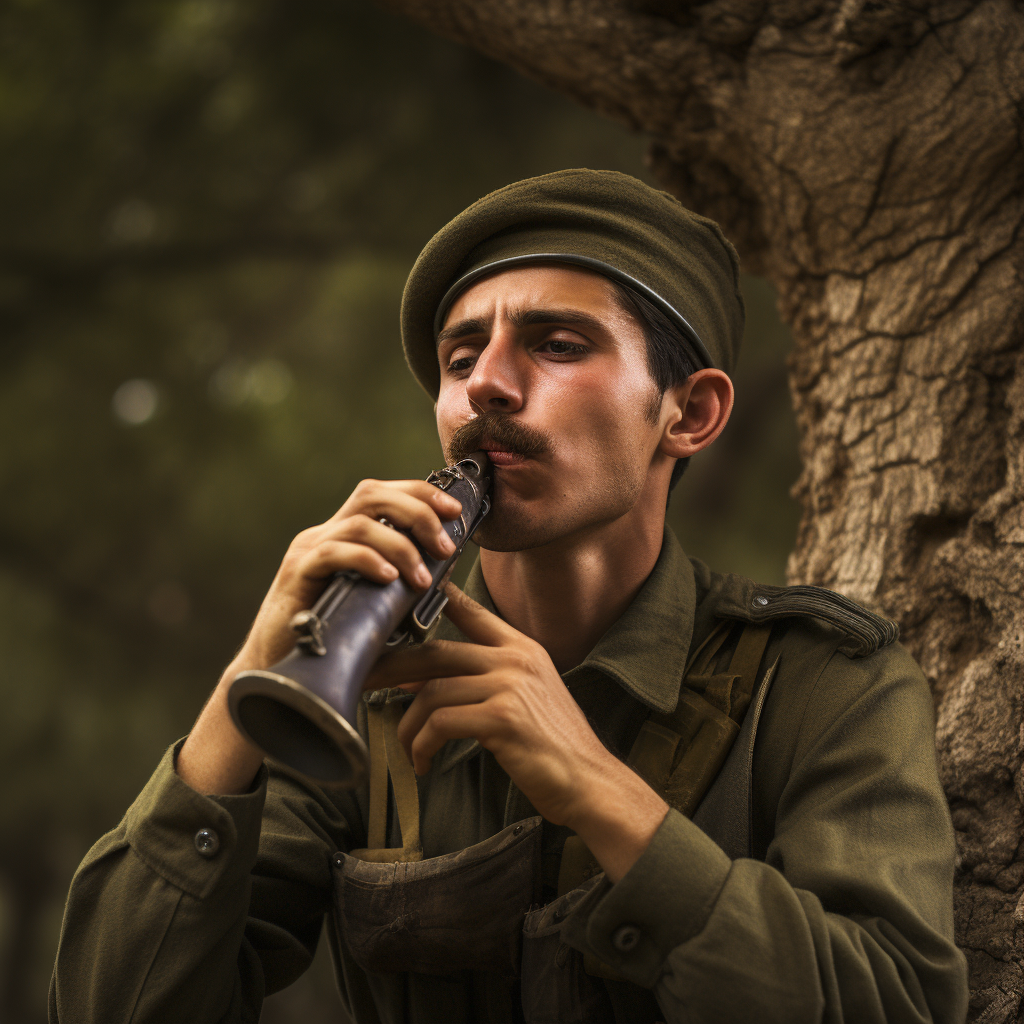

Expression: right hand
xmin=231 ymin=478 xmax=464 ymax=674
xmin=176 ymin=477 xmax=462 ymax=795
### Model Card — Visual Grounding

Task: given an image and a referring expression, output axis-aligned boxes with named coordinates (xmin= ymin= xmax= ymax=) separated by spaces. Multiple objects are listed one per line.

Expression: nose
xmin=465 ymin=331 xmax=524 ymax=414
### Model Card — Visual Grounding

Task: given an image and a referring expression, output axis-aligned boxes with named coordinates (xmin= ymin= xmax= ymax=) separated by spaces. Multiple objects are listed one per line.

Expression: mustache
xmin=445 ymin=411 xmax=551 ymax=465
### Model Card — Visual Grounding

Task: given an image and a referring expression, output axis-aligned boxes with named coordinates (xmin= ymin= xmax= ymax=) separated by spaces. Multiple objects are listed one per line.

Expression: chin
xmin=473 ymin=514 xmax=552 ymax=553
xmin=474 ymin=474 xmax=645 ymax=553
xmin=472 ymin=496 xmax=576 ymax=552
xmin=473 ymin=495 xmax=619 ymax=553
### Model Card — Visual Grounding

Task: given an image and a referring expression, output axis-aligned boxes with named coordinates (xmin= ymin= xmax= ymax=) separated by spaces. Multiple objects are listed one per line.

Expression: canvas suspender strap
xmin=687 ymin=618 xmax=733 ymax=676
xmin=626 ymin=622 xmax=773 ymax=811
xmin=355 ymin=623 xmax=775 ymax=870
xmin=557 ymin=620 xmax=775 ymax=900
xmin=350 ymin=690 xmax=424 ymax=863
xmin=726 ymin=623 xmax=775 ymax=723
xmin=365 ymin=697 xmax=389 ymax=850
xmin=565 ymin=620 xmax=775 ymax=981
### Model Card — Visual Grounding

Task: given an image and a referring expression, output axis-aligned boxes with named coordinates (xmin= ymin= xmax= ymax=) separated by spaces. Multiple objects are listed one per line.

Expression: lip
xmin=481 ymin=446 xmax=531 ymax=468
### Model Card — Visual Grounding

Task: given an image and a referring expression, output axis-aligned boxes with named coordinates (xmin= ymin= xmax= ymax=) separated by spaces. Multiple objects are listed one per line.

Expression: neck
xmin=479 ymin=498 xmax=667 ymax=674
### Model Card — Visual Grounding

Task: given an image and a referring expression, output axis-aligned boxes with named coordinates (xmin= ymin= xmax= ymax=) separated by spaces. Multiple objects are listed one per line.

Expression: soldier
xmin=51 ymin=170 xmax=969 ymax=1023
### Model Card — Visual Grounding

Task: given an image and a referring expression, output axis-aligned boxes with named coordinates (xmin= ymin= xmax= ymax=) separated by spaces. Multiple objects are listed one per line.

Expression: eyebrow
xmin=436 ymin=306 xmax=607 ymax=346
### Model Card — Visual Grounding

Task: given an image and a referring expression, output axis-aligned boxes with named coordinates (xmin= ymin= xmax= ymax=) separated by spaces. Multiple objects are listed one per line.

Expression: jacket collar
xmin=433 ymin=526 xmax=696 ymax=772
xmin=565 ymin=526 xmax=696 ymax=713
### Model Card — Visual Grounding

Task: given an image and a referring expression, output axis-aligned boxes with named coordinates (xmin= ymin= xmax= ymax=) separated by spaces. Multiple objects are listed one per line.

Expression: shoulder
xmin=692 ymin=558 xmax=932 ymax=786
xmin=692 ymin=557 xmax=900 ymax=659
xmin=691 ymin=567 xmax=942 ymax=864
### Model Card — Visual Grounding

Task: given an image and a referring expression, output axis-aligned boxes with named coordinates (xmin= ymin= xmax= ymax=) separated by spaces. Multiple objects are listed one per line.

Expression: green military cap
xmin=400 ymin=168 xmax=745 ymax=398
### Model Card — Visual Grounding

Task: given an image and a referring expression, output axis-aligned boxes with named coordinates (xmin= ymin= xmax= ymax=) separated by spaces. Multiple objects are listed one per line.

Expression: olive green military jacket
xmin=50 ymin=530 xmax=968 ymax=1023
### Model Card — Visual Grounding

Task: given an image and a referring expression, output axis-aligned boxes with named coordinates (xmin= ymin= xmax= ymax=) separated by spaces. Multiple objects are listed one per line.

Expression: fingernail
xmin=415 ymin=565 xmax=432 ymax=588
xmin=439 ymin=530 xmax=456 ymax=554
xmin=383 ymin=564 xmax=398 ymax=578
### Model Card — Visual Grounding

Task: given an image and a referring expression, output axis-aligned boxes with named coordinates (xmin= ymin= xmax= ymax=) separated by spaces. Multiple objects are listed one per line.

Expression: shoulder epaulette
xmin=707 ymin=576 xmax=899 ymax=658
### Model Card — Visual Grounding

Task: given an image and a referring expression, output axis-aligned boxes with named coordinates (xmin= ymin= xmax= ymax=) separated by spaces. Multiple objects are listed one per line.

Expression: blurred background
xmin=0 ymin=0 xmax=798 ymax=1020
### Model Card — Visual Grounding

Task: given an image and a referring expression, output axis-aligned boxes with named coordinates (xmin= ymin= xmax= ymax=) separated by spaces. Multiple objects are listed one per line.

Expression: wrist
xmin=177 ymin=674 xmax=265 ymax=796
xmin=564 ymin=755 xmax=669 ymax=884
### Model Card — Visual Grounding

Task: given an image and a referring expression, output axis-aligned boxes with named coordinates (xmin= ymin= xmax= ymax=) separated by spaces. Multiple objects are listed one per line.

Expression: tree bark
xmin=380 ymin=0 xmax=1023 ymax=1016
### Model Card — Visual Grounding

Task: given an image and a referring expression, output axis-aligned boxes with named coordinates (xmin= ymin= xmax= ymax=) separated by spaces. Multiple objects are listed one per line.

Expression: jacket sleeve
xmin=562 ymin=643 xmax=970 ymax=1024
xmin=48 ymin=739 xmax=361 ymax=1024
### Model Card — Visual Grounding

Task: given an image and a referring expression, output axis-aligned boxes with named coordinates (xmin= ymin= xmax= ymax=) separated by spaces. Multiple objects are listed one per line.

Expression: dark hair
xmin=612 ymin=281 xmax=696 ymax=491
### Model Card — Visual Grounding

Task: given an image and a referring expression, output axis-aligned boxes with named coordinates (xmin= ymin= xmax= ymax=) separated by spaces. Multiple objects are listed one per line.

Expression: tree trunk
xmin=380 ymin=0 xmax=1024 ymax=1016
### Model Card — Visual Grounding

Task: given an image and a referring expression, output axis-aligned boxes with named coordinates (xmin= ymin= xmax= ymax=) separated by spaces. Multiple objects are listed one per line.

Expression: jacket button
xmin=612 ymin=924 xmax=641 ymax=952
xmin=194 ymin=828 xmax=220 ymax=857
xmin=333 ymin=852 xmax=345 ymax=868
xmin=753 ymin=595 xmax=769 ymax=607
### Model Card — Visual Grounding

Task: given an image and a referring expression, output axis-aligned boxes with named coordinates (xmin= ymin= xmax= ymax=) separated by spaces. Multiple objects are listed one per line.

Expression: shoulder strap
xmin=566 ymin=621 xmax=775 ymax=982
xmin=631 ymin=622 xmax=773 ymax=812
xmin=707 ymin=576 xmax=899 ymax=658
xmin=350 ymin=690 xmax=423 ymax=863
xmin=558 ymin=621 xmax=773 ymax=903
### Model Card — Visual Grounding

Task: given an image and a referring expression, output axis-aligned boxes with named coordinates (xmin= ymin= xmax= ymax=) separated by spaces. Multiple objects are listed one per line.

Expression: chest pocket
xmin=332 ymin=690 xmax=543 ymax=978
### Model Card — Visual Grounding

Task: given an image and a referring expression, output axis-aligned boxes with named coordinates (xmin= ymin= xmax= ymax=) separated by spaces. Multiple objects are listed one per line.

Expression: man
xmin=51 ymin=170 xmax=968 ymax=1023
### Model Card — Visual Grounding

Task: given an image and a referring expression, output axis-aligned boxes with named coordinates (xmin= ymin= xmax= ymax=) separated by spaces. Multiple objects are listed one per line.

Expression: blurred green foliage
xmin=0 ymin=0 xmax=798 ymax=1020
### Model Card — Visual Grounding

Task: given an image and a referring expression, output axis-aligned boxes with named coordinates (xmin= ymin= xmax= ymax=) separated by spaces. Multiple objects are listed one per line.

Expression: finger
xmin=295 ymin=539 xmax=400 ymax=586
xmin=441 ymin=583 xmax=519 ymax=646
xmin=331 ymin=515 xmax=435 ymax=590
xmin=338 ymin=480 xmax=462 ymax=557
xmin=359 ymin=487 xmax=457 ymax=560
xmin=393 ymin=681 xmax=427 ymax=695
xmin=397 ymin=675 xmax=494 ymax=751
xmin=389 ymin=478 xmax=464 ymax=519
xmin=366 ymin=638 xmax=494 ymax=690
xmin=406 ymin=702 xmax=493 ymax=775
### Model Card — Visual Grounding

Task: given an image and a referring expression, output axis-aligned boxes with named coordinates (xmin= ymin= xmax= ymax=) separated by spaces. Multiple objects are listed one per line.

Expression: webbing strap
xmin=366 ymin=703 xmax=388 ymax=850
xmin=654 ymin=621 xmax=774 ymax=806
xmin=725 ymin=624 xmax=772 ymax=723
xmin=382 ymin=701 xmax=422 ymax=858
xmin=686 ymin=619 xmax=732 ymax=676
xmin=627 ymin=721 xmax=682 ymax=789
xmin=351 ymin=692 xmax=423 ymax=863
xmin=659 ymin=692 xmax=739 ymax=817
xmin=562 ymin=620 xmax=775 ymax=907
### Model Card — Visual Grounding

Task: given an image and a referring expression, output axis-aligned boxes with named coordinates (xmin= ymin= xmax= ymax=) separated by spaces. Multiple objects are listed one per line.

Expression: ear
xmin=659 ymin=369 xmax=734 ymax=460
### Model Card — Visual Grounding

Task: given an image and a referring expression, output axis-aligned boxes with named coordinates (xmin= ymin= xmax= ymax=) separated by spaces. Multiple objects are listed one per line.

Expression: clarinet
xmin=228 ymin=451 xmax=491 ymax=786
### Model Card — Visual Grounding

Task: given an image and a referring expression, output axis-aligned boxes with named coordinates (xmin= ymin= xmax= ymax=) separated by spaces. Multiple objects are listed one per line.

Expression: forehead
xmin=440 ymin=263 xmax=622 ymax=329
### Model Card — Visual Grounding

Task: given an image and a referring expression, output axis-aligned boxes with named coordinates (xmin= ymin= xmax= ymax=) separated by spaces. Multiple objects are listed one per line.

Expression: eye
xmin=443 ymin=345 xmax=478 ymax=375
xmin=541 ymin=337 xmax=588 ymax=357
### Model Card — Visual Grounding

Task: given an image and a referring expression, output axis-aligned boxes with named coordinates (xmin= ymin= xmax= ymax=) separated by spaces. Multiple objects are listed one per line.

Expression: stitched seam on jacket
xmin=127 ymin=881 xmax=186 ymax=1024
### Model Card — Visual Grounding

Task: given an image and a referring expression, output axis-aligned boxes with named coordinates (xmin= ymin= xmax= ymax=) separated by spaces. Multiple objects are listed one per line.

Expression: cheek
xmin=547 ymin=370 xmax=655 ymax=446
xmin=435 ymin=388 xmax=468 ymax=443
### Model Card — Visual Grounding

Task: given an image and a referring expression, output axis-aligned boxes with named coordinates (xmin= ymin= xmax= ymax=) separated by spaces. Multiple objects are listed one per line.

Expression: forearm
xmin=562 ymin=810 xmax=968 ymax=1024
xmin=657 ymin=849 xmax=966 ymax=1023
xmin=52 ymin=742 xmax=352 ymax=1024
xmin=564 ymin=752 xmax=669 ymax=883
xmin=50 ymin=742 xmax=271 ymax=1023
xmin=178 ymin=659 xmax=265 ymax=796
xmin=563 ymin=650 xmax=969 ymax=1023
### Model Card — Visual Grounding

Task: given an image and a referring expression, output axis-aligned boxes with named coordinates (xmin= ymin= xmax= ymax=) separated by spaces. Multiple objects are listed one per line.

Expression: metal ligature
xmin=228 ymin=452 xmax=491 ymax=787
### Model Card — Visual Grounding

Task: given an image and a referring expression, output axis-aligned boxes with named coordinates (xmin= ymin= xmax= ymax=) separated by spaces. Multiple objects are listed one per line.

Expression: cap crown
xmin=401 ymin=169 xmax=745 ymax=397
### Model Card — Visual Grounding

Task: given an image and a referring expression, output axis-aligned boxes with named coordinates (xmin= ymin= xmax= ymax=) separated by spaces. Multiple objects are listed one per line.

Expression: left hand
xmin=365 ymin=583 xmax=619 ymax=828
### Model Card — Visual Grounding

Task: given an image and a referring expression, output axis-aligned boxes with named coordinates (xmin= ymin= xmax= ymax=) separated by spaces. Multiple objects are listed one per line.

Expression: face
xmin=435 ymin=264 xmax=668 ymax=551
